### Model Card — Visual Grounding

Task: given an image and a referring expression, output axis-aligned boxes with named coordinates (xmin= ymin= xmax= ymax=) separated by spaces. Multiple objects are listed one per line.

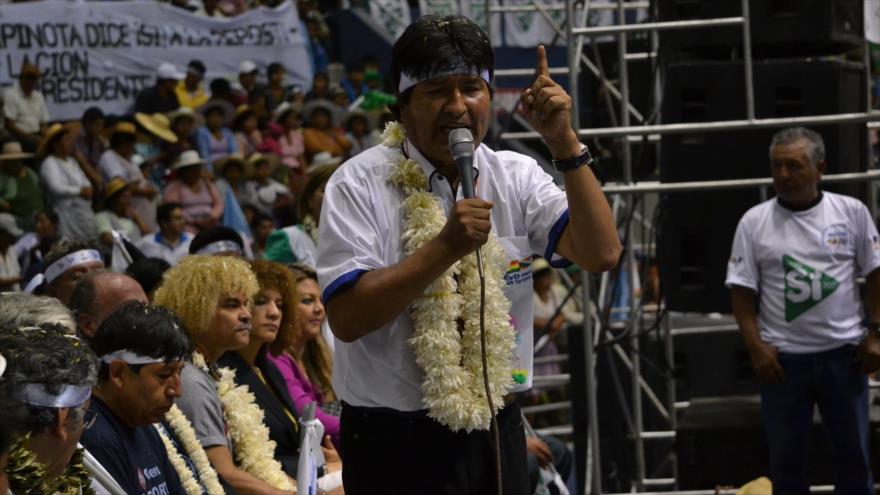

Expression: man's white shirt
xmin=318 ymin=140 xmax=571 ymax=411
xmin=726 ymin=192 xmax=880 ymax=354
xmin=135 ymin=232 xmax=192 ymax=266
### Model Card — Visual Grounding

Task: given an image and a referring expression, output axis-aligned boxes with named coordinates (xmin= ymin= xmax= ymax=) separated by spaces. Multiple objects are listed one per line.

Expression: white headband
xmin=100 ymin=350 xmax=177 ymax=365
xmin=0 ymin=353 xmax=6 ymax=378
xmin=195 ymin=240 xmax=242 ymax=256
xmin=45 ymin=249 xmax=103 ymax=284
xmin=15 ymin=383 xmax=92 ymax=408
xmin=398 ymin=67 xmax=491 ymax=94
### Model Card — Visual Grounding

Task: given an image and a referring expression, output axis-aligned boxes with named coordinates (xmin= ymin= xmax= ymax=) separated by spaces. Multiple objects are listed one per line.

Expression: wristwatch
xmin=552 ymin=145 xmax=593 ymax=173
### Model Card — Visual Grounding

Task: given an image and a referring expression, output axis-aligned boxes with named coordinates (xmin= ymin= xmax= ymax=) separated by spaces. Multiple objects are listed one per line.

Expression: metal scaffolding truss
xmin=485 ymin=0 xmax=880 ymax=493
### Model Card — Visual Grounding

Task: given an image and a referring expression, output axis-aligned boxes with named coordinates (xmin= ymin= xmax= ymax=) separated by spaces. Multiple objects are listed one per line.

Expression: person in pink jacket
xmin=267 ymin=263 xmax=340 ymax=448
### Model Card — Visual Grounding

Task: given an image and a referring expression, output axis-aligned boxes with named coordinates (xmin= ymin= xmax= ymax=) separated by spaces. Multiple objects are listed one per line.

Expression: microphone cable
xmin=475 ymin=247 xmax=503 ymax=495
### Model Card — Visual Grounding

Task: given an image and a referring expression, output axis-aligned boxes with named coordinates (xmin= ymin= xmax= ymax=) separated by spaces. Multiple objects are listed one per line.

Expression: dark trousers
xmin=340 ymin=401 xmax=530 ymax=495
xmin=760 ymin=344 xmax=872 ymax=495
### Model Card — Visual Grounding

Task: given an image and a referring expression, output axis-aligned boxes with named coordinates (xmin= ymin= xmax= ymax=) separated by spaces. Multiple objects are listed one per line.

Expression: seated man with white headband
xmin=0 ymin=323 xmax=99 ymax=494
xmin=33 ymin=239 xmax=105 ymax=304
xmin=80 ymin=302 xmax=190 ymax=495
xmin=188 ymin=225 xmax=249 ymax=258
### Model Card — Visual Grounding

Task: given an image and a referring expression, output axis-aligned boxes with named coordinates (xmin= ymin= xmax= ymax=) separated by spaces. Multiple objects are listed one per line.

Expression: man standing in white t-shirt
xmin=726 ymin=127 xmax=880 ymax=495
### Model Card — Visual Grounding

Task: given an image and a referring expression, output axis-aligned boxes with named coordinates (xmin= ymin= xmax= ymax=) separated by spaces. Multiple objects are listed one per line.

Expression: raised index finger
xmin=535 ymin=44 xmax=549 ymax=78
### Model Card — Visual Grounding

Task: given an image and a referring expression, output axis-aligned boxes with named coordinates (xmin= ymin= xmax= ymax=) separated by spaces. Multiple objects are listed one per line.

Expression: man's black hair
xmin=157 ymin=202 xmax=182 ymax=225
xmin=125 ymin=258 xmax=171 ymax=296
xmin=81 ymin=107 xmax=105 ymax=124
xmin=250 ymin=212 xmax=273 ymax=231
xmin=188 ymin=225 xmax=244 ymax=254
xmin=188 ymin=60 xmax=207 ymax=76
xmin=390 ymin=15 xmax=494 ymax=105
xmin=93 ymin=301 xmax=192 ymax=379
xmin=209 ymin=78 xmax=232 ymax=97
xmin=268 ymin=62 xmax=285 ymax=76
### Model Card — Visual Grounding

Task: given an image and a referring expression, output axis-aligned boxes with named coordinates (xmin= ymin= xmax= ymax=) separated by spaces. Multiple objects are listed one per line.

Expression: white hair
xmin=0 ymin=293 xmax=76 ymax=335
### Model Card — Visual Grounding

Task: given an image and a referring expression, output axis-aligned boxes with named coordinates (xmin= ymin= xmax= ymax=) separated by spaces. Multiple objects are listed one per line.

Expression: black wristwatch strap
xmin=552 ymin=145 xmax=593 ymax=173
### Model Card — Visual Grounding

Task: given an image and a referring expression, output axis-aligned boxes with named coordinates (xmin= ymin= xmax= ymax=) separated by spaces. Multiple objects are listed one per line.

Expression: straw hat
xmin=110 ymin=121 xmax=137 ymax=138
xmin=302 ymin=100 xmax=341 ymax=127
xmin=531 ymin=257 xmax=551 ymax=274
xmin=103 ymin=177 xmax=128 ymax=201
xmin=0 ymin=141 xmax=34 ymax=162
xmin=247 ymin=152 xmax=279 ymax=172
xmin=135 ymin=112 xmax=178 ymax=143
xmin=215 ymin=153 xmax=246 ymax=176
xmin=167 ymin=106 xmax=204 ymax=128
xmin=308 ymin=151 xmax=342 ymax=170
xmin=37 ymin=123 xmax=71 ymax=157
xmin=273 ymin=101 xmax=301 ymax=123
xmin=170 ymin=150 xmax=205 ymax=171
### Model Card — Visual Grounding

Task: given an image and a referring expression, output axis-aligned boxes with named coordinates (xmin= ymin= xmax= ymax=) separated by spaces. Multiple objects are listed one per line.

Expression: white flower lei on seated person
xmin=383 ymin=121 xmax=517 ymax=432
xmin=173 ymin=352 xmax=295 ymax=492
xmin=156 ymin=405 xmax=226 ymax=495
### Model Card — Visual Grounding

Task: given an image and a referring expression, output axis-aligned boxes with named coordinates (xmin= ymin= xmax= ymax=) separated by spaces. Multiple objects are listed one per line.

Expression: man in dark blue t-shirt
xmin=80 ymin=302 xmax=193 ymax=495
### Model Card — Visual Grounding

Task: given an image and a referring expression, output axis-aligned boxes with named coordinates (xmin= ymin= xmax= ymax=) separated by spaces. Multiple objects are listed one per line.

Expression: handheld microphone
xmin=448 ymin=128 xmax=476 ymax=199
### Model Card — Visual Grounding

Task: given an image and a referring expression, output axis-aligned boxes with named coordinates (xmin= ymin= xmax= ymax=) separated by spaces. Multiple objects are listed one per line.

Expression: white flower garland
xmin=383 ymin=121 xmax=516 ymax=432
xmin=191 ymin=352 xmax=295 ymax=492
xmin=156 ymin=405 xmax=225 ymax=495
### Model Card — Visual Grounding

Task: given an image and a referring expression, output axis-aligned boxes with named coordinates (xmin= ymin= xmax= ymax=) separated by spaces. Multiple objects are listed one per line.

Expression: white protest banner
xmin=503 ymin=0 xmax=565 ymax=47
xmin=0 ymin=0 xmax=313 ymax=121
xmin=418 ymin=0 xmax=459 ymax=17
xmin=369 ymin=0 xmax=412 ymax=41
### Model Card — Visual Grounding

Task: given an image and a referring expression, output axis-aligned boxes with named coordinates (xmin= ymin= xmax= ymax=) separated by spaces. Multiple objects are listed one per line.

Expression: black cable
xmin=475 ymin=249 xmax=503 ymax=495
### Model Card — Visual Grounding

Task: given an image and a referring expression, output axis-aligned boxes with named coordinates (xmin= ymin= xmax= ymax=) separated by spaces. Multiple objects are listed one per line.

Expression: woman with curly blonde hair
xmin=268 ymin=263 xmax=340 ymax=448
xmin=153 ymin=255 xmax=299 ymax=495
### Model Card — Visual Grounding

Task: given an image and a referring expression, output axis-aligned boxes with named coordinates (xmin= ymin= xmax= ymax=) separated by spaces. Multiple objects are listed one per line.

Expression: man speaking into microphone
xmin=317 ymin=15 xmax=620 ymax=494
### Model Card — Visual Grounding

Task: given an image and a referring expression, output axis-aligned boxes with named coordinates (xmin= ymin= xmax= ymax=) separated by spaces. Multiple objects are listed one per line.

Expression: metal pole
xmin=582 ymin=271 xmax=602 ymax=495
xmin=573 ymin=16 xmax=744 ymax=36
xmin=741 ymin=0 xmax=755 ymax=121
xmin=600 ymin=170 xmax=880 ymax=195
xmin=663 ymin=311 xmax=678 ymax=489
xmin=614 ymin=0 xmax=644 ymax=490
xmin=864 ymin=38 xmax=877 ymax=220
xmin=500 ymin=111 xmax=880 ymax=140
xmin=566 ymin=0 xmax=579 ymax=133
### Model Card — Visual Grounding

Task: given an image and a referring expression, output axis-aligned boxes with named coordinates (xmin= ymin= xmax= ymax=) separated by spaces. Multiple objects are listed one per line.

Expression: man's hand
xmin=436 ymin=198 xmax=493 ymax=260
xmin=858 ymin=330 xmax=880 ymax=374
xmin=521 ymin=45 xmax=580 ymax=159
xmin=748 ymin=340 xmax=785 ymax=384
xmin=526 ymin=436 xmax=554 ymax=467
xmin=548 ymin=314 xmax=566 ymax=336
xmin=79 ymin=186 xmax=93 ymax=200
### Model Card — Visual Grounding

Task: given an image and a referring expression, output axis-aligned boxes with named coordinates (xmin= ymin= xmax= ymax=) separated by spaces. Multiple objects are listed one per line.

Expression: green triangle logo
xmin=783 ymin=255 xmax=840 ymax=322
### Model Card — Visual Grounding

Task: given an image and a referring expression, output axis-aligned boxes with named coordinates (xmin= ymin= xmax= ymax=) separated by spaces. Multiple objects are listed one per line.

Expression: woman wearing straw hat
xmin=98 ymin=121 xmax=160 ymax=232
xmin=240 ymin=153 xmax=290 ymax=218
xmin=95 ymin=177 xmax=148 ymax=247
xmin=163 ymin=150 xmax=224 ymax=233
xmin=38 ymin=123 xmax=97 ymax=241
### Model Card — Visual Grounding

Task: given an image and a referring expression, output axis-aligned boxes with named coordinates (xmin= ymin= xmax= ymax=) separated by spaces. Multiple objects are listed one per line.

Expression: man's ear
xmin=77 ymin=313 xmax=97 ymax=339
xmin=108 ymin=360 xmax=128 ymax=390
xmin=52 ymin=408 xmax=70 ymax=442
xmin=817 ymin=160 xmax=827 ymax=176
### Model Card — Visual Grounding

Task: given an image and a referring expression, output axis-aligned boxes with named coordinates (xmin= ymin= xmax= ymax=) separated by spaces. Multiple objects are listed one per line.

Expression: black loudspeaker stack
xmin=650 ymin=2 xmax=869 ymax=490
xmin=657 ymin=0 xmax=867 ymax=315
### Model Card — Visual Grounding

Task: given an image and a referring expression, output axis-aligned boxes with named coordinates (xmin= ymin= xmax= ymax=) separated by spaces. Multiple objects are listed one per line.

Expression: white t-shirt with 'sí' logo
xmin=726 ymin=192 xmax=880 ymax=354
